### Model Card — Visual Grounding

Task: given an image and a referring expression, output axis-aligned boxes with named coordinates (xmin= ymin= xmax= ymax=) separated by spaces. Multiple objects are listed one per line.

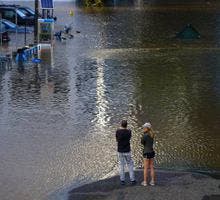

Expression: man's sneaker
xmin=131 ymin=180 xmax=137 ymax=185
xmin=120 ymin=181 xmax=125 ymax=185
xmin=149 ymin=181 xmax=155 ymax=186
xmin=141 ymin=181 xmax=147 ymax=186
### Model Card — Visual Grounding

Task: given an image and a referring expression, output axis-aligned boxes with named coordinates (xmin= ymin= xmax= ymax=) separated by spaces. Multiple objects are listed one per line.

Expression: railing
xmin=23 ymin=45 xmax=40 ymax=60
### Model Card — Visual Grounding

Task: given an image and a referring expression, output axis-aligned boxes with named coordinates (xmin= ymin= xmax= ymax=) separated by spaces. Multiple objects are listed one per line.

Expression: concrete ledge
xmin=68 ymin=170 xmax=220 ymax=200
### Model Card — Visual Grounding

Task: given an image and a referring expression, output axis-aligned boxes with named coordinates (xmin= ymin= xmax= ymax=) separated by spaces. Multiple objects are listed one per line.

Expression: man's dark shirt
xmin=116 ymin=128 xmax=131 ymax=153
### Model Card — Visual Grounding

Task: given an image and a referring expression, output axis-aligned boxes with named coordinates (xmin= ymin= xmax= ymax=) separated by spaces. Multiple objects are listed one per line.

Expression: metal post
xmin=0 ymin=12 xmax=2 ymax=49
xmin=42 ymin=9 xmax=45 ymax=18
xmin=24 ymin=19 xmax=27 ymax=46
xmin=15 ymin=7 xmax=18 ymax=50
xmin=47 ymin=10 xmax=49 ymax=18
xmin=34 ymin=0 xmax=39 ymax=44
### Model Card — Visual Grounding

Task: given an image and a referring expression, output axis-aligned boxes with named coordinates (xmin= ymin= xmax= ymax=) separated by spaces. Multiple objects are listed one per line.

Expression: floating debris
xmin=176 ymin=24 xmax=201 ymax=40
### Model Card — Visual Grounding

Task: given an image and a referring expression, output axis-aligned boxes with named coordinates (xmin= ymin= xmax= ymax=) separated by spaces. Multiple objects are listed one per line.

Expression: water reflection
xmin=131 ymin=49 xmax=220 ymax=169
xmin=38 ymin=49 xmax=55 ymax=105
xmin=1 ymin=2 xmax=220 ymax=200
xmin=94 ymin=57 xmax=109 ymax=127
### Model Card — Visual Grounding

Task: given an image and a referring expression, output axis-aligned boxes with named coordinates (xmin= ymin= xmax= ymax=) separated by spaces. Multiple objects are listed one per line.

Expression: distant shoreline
xmin=3 ymin=1 xmax=220 ymax=10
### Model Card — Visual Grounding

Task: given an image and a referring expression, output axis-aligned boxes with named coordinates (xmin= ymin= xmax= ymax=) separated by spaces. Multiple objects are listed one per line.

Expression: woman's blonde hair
xmin=148 ymin=128 xmax=155 ymax=138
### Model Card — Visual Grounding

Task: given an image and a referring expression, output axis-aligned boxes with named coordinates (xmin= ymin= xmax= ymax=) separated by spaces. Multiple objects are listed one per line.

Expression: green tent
xmin=176 ymin=24 xmax=200 ymax=39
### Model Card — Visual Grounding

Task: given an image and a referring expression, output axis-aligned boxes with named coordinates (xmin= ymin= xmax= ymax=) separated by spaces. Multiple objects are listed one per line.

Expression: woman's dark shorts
xmin=143 ymin=151 xmax=155 ymax=159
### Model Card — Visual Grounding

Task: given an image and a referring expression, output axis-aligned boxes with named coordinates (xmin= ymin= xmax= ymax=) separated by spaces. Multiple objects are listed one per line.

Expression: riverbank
xmin=68 ymin=170 xmax=220 ymax=200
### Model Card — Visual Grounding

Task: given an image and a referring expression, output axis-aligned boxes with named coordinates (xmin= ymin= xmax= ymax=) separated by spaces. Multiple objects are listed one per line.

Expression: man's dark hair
xmin=121 ymin=120 xmax=127 ymax=128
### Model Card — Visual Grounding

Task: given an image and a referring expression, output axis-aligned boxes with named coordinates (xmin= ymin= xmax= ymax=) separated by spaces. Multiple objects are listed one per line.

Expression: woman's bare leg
xmin=149 ymin=159 xmax=155 ymax=183
xmin=143 ymin=159 xmax=149 ymax=183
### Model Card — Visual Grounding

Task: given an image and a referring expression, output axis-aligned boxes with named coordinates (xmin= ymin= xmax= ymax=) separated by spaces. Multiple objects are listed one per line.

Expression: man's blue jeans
xmin=118 ymin=152 xmax=135 ymax=182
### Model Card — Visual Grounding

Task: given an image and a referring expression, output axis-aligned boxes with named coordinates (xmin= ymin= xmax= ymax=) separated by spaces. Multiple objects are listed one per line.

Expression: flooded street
xmin=0 ymin=1 xmax=220 ymax=200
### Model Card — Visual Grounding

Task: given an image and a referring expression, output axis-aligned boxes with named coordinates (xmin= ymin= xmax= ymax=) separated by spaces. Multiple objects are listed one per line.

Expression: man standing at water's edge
xmin=116 ymin=120 xmax=136 ymax=185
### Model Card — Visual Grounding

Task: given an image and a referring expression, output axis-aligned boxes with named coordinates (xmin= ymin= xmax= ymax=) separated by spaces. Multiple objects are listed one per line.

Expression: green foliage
xmin=84 ymin=0 xmax=103 ymax=7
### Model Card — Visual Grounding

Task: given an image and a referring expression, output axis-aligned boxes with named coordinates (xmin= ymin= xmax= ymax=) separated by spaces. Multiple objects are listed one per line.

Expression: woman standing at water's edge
xmin=141 ymin=122 xmax=156 ymax=186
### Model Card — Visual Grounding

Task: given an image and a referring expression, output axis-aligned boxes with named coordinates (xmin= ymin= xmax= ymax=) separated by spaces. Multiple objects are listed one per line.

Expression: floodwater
xmin=1 ymin=1 xmax=220 ymax=200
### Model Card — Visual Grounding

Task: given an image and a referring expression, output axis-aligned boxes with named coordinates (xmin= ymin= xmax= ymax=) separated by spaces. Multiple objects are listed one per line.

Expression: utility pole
xmin=34 ymin=0 xmax=39 ymax=44
xmin=15 ymin=7 xmax=18 ymax=50
xmin=0 ymin=12 xmax=2 ymax=49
